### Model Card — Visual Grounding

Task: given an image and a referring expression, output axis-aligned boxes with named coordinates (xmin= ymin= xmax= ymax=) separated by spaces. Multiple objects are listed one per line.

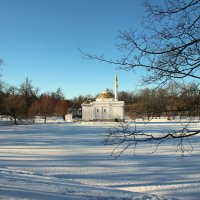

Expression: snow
xmin=0 ymin=119 xmax=200 ymax=199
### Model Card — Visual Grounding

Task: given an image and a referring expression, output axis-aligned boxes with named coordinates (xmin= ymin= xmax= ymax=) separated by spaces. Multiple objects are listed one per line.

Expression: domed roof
xmin=96 ymin=91 xmax=114 ymax=100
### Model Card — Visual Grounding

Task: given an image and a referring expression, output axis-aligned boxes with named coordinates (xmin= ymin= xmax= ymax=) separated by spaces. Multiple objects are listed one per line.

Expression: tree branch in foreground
xmin=105 ymin=122 xmax=199 ymax=158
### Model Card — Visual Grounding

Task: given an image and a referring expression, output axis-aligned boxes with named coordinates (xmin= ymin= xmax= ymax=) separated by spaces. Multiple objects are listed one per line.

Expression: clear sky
xmin=0 ymin=0 xmax=145 ymax=99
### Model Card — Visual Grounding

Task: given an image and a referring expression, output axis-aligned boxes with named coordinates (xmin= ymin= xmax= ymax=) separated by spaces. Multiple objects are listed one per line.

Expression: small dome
xmin=96 ymin=91 xmax=113 ymax=100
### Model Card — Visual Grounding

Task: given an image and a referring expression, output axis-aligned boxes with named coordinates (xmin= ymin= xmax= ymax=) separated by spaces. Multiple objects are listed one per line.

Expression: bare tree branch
xmin=106 ymin=122 xmax=199 ymax=158
xmin=80 ymin=0 xmax=200 ymax=156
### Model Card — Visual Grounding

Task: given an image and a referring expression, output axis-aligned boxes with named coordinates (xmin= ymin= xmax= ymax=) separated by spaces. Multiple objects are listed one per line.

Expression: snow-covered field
xmin=0 ymin=119 xmax=200 ymax=199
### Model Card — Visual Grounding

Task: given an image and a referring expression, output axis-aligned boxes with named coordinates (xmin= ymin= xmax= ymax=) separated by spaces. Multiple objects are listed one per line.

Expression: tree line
xmin=0 ymin=78 xmax=69 ymax=124
xmin=119 ymin=82 xmax=200 ymax=120
xmin=1 ymin=76 xmax=199 ymax=125
xmin=68 ymin=81 xmax=200 ymax=121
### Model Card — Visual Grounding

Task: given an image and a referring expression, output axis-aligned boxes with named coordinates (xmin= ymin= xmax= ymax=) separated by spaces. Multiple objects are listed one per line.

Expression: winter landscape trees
xmin=120 ymin=82 xmax=200 ymax=120
xmin=0 ymin=76 xmax=200 ymax=126
xmin=0 ymin=0 xmax=199 ymax=156
xmin=0 ymin=78 xmax=70 ymax=124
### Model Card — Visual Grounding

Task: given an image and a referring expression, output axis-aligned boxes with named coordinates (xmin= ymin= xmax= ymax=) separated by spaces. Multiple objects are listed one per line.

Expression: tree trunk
xmin=44 ymin=116 xmax=47 ymax=123
xmin=14 ymin=117 xmax=17 ymax=125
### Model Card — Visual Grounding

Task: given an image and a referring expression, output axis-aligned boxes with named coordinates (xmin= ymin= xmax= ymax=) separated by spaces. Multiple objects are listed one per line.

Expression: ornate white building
xmin=82 ymin=76 xmax=124 ymax=121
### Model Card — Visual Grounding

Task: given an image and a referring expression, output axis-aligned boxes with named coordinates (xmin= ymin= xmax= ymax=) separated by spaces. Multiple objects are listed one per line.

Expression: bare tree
xmin=35 ymin=94 xmax=54 ymax=123
xmin=82 ymin=0 xmax=199 ymax=84
xmin=53 ymin=100 xmax=69 ymax=120
xmin=51 ymin=88 xmax=65 ymax=100
xmin=0 ymin=59 xmax=4 ymax=93
xmin=18 ymin=78 xmax=39 ymax=116
xmin=106 ymin=122 xmax=199 ymax=158
xmin=3 ymin=95 xmax=26 ymax=125
xmin=0 ymin=59 xmax=4 ymax=113
xmin=81 ymin=0 xmax=200 ymax=156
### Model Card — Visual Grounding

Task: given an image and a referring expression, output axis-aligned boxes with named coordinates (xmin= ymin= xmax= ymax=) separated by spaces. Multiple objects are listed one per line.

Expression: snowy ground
xmin=0 ymin=119 xmax=200 ymax=199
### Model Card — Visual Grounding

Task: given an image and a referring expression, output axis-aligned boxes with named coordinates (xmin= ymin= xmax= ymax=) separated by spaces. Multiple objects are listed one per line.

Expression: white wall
xmin=111 ymin=106 xmax=124 ymax=120
xmin=82 ymin=101 xmax=124 ymax=121
xmin=82 ymin=106 xmax=93 ymax=121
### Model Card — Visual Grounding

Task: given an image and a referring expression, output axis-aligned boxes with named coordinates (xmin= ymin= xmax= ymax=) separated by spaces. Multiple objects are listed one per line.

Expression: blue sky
xmin=0 ymin=0 xmax=145 ymax=99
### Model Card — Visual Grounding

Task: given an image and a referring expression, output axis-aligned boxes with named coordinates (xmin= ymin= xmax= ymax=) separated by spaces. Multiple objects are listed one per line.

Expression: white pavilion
xmin=81 ymin=76 xmax=124 ymax=121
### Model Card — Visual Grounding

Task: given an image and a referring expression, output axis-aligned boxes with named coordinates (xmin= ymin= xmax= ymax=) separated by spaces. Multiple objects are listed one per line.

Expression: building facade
xmin=81 ymin=76 xmax=124 ymax=121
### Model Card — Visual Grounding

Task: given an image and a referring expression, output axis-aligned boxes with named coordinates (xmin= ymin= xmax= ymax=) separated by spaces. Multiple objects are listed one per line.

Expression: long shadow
xmin=0 ymin=123 xmax=199 ymax=200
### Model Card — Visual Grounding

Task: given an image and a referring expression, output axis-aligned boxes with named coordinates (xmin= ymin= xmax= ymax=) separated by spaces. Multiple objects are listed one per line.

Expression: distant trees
xmin=70 ymin=94 xmax=95 ymax=109
xmin=27 ymin=88 xmax=70 ymax=123
xmin=18 ymin=78 xmax=39 ymax=117
xmin=29 ymin=91 xmax=69 ymax=123
xmin=1 ymin=86 xmax=27 ymax=124
xmin=0 ymin=59 xmax=4 ymax=112
xmin=167 ymin=82 xmax=200 ymax=118
xmin=29 ymin=95 xmax=53 ymax=123
xmin=1 ymin=76 xmax=199 ymax=127
xmin=0 ymin=89 xmax=5 ymax=115
xmin=118 ymin=82 xmax=200 ymax=121
xmin=3 ymin=95 xmax=26 ymax=125
xmin=0 ymin=58 xmax=3 ymax=82
xmin=0 ymin=78 xmax=69 ymax=124
xmin=0 ymin=86 xmax=26 ymax=124
xmin=53 ymin=100 xmax=69 ymax=119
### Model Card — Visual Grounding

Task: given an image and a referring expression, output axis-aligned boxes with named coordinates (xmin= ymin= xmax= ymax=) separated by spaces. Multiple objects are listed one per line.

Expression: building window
xmin=96 ymin=109 xmax=99 ymax=112
xmin=104 ymin=109 xmax=106 ymax=112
